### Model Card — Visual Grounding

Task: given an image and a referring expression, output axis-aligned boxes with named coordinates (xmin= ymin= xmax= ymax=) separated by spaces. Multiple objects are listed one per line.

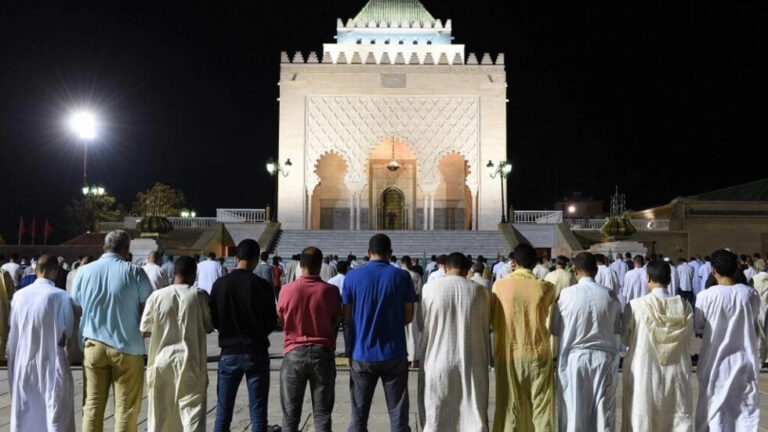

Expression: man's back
xmin=197 ymin=259 xmax=223 ymax=293
xmin=254 ymin=262 xmax=274 ymax=286
xmin=1 ymin=262 xmax=21 ymax=285
xmin=544 ymin=268 xmax=575 ymax=295
xmin=72 ymin=253 xmax=152 ymax=355
xmin=142 ymin=262 xmax=169 ymax=291
xmin=278 ymin=276 xmax=341 ymax=354
xmin=210 ymin=269 xmax=277 ymax=354
xmin=342 ymin=260 xmax=416 ymax=361
xmin=142 ymin=284 xmax=212 ymax=368
xmin=623 ymin=268 xmax=648 ymax=304
xmin=491 ymin=268 xmax=555 ymax=359
xmin=677 ymin=263 xmax=694 ymax=291
xmin=552 ymin=277 xmax=621 ymax=355
xmin=694 ymin=283 xmax=761 ymax=428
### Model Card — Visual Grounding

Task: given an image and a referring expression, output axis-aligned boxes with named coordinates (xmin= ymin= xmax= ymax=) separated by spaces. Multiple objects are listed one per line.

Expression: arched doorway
xmin=381 ymin=187 xmax=405 ymax=230
xmin=310 ymin=152 xmax=350 ymax=230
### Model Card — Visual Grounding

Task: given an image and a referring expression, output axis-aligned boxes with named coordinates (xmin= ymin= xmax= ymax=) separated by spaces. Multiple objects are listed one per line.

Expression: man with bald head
xmin=278 ymin=246 xmax=342 ymax=432
xmin=8 ymin=254 xmax=75 ymax=431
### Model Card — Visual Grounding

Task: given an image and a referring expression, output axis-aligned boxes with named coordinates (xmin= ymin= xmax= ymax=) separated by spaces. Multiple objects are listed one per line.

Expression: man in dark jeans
xmin=277 ymin=246 xmax=342 ymax=432
xmin=210 ymin=239 xmax=278 ymax=432
xmin=342 ymin=234 xmax=417 ymax=432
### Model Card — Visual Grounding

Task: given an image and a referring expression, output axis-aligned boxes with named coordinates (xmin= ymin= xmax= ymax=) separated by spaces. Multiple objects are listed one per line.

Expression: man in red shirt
xmin=277 ymin=246 xmax=342 ymax=432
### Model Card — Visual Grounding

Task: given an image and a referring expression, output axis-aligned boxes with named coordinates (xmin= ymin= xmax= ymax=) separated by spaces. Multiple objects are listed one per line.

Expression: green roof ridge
xmin=353 ymin=0 xmax=436 ymax=26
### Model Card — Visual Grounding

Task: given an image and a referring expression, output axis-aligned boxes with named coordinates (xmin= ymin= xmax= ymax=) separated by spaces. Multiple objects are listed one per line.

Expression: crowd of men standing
xmin=0 ymin=229 xmax=765 ymax=432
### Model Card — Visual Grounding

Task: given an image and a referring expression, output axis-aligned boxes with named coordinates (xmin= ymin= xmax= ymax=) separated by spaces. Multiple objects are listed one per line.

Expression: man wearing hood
xmin=621 ymin=259 xmax=694 ymax=431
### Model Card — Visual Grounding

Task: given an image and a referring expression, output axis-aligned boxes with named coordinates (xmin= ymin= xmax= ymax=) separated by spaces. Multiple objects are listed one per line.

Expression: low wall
xmin=0 ymin=245 xmax=103 ymax=263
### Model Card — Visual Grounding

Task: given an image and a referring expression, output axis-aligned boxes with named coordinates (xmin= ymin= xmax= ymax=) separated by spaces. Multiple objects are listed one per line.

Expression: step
xmin=273 ymin=230 xmax=510 ymax=259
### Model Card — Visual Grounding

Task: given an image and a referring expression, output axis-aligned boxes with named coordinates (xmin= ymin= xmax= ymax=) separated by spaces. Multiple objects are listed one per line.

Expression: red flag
xmin=44 ymin=218 xmax=53 ymax=244
xmin=17 ymin=216 xmax=24 ymax=246
xmin=30 ymin=218 xmax=36 ymax=238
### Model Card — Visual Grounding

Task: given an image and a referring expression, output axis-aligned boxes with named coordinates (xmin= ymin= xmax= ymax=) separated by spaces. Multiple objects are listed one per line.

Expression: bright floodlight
xmin=69 ymin=111 xmax=97 ymax=140
xmin=568 ymin=205 xmax=576 ymax=214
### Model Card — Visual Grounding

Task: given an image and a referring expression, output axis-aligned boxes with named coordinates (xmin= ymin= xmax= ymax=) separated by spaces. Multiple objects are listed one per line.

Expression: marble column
xmin=350 ymin=194 xmax=355 ymax=231
xmin=423 ymin=195 xmax=429 ymax=231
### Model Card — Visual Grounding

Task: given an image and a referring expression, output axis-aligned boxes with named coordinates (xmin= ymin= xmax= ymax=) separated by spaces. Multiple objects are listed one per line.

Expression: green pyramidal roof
xmin=352 ymin=0 xmax=436 ymax=26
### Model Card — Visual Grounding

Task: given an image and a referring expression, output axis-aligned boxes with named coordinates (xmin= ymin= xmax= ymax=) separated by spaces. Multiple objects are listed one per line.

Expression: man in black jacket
xmin=210 ymin=239 xmax=278 ymax=432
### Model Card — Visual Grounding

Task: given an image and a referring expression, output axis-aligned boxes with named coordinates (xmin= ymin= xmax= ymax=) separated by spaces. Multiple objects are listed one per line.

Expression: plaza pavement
xmin=1 ymin=332 xmax=768 ymax=431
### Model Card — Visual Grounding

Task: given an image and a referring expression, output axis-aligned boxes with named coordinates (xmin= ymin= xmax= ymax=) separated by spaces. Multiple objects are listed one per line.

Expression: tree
xmin=131 ymin=182 xmax=186 ymax=217
xmin=61 ymin=193 xmax=124 ymax=240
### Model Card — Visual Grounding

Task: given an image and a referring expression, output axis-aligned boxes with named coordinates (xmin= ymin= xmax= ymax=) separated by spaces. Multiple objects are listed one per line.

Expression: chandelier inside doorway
xmin=386 ymin=136 xmax=400 ymax=172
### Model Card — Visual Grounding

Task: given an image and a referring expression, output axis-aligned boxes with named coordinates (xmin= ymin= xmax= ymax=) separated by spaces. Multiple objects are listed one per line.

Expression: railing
xmin=98 ymin=222 xmax=125 ymax=232
xmin=167 ymin=217 xmax=217 ymax=229
xmin=565 ymin=218 xmax=670 ymax=231
xmin=216 ymin=208 xmax=266 ymax=223
xmin=513 ymin=210 xmax=563 ymax=224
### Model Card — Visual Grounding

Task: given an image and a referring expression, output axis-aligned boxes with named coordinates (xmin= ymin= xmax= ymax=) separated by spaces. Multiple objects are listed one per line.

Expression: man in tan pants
xmin=491 ymin=244 xmax=556 ymax=432
xmin=72 ymin=230 xmax=153 ymax=432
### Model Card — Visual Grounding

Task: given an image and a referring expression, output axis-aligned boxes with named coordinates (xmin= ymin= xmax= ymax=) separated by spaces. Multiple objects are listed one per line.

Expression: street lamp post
xmin=265 ymin=158 xmax=293 ymax=222
xmin=486 ymin=160 xmax=512 ymax=223
xmin=68 ymin=111 xmax=98 ymax=185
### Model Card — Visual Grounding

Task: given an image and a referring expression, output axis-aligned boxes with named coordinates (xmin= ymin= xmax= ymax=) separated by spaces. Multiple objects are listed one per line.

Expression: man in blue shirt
xmin=342 ymin=233 xmax=416 ymax=432
xmin=72 ymin=230 xmax=153 ymax=432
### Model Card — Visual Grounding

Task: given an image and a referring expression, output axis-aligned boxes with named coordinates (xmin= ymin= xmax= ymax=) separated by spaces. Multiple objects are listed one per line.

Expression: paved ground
xmin=1 ymin=332 xmax=768 ymax=431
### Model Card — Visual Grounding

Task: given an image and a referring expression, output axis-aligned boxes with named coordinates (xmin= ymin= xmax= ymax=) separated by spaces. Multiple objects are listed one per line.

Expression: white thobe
xmin=471 ymin=273 xmax=490 ymax=291
xmin=696 ymin=261 xmax=712 ymax=295
xmin=161 ymin=261 xmax=175 ymax=283
xmin=694 ymin=284 xmax=762 ymax=431
xmin=688 ymin=260 xmax=701 ymax=293
xmin=427 ymin=267 xmax=445 ymax=283
xmin=7 ymin=278 xmax=75 ymax=432
xmin=753 ymin=272 xmax=768 ymax=362
xmin=595 ymin=265 xmax=619 ymax=296
xmin=405 ymin=268 xmax=423 ymax=362
xmin=622 ymin=268 xmax=648 ymax=308
xmin=533 ymin=264 xmax=550 ymax=280
xmin=418 ymin=275 xmax=489 ymax=432
xmin=327 ymin=273 xmax=345 ymax=294
xmin=667 ymin=262 xmax=680 ymax=296
xmin=550 ymin=277 xmax=622 ymax=432
xmin=492 ymin=261 xmax=506 ymax=281
xmin=744 ymin=267 xmax=756 ymax=283
xmin=140 ymin=284 xmax=213 ymax=432
xmin=196 ymin=259 xmax=224 ymax=293
xmin=677 ymin=262 xmax=694 ymax=293
xmin=320 ymin=262 xmax=337 ymax=281
xmin=143 ymin=262 xmax=170 ymax=291
xmin=621 ymin=289 xmax=694 ymax=431
xmin=609 ymin=259 xmax=628 ymax=288
xmin=425 ymin=262 xmax=437 ymax=274
xmin=1 ymin=262 xmax=21 ymax=286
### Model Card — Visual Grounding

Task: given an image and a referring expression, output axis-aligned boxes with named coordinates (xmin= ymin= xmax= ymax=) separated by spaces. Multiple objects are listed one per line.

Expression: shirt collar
xmin=101 ymin=252 xmax=124 ymax=260
xmin=510 ymin=268 xmax=536 ymax=279
xmin=579 ymin=277 xmax=595 ymax=283
xmin=299 ymin=275 xmax=323 ymax=281
xmin=651 ymin=287 xmax=670 ymax=297
xmin=35 ymin=278 xmax=54 ymax=286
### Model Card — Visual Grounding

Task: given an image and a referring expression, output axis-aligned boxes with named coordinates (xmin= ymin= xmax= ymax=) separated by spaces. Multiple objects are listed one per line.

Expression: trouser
xmin=493 ymin=356 xmax=554 ymax=432
xmin=82 ymin=339 xmax=145 ymax=432
xmin=280 ymin=345 xmax=336 ymax=432
xmin=214 ymin=352 xmax=270 ymax=432
xmin=680 ymin=290 xmax=695 ymax=308
xmin=557 ymin=349 xmax=618 ymax=432
xmin=348 ymin=358 xmax=411 ymax=432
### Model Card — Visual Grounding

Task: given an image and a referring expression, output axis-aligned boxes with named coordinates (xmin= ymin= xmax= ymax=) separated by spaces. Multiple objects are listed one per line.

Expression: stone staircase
xmin=273 ymin=230 xmax=511 ymax=258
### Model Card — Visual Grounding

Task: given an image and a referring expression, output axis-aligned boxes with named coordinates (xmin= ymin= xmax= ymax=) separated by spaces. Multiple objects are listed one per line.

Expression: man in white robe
xmin=142 ymin=251 xmax=170 ymax=291
xmin=622 ymin=259 xmax=694 ymax=431
xmin=742 ymin=254 xmax=757 ymax=283
xmin=533 ymin=257 xmax=550 ymax=280
xmin=550 ymin=252 xmax=622 ymax=431
xmin=609 ymin=253 xmax=628 ymax=289
xmin=196 ymin=252 xmax=225 ymax=294
xmin=7 ymin=255 xmax=75 ymax=432
xmin=426 ymin=255 xmax=447 ymax=283
xmin=662 ymin=257 xmax=679 ymax=295
xmin=418 ymin=252 xmax=489 ymax=432
xmin=140 ymin=256 xmax=213 ymax=432
xmin=677 ymin=257 xmax=695 ymax=306
xmin=694 ymin=249 xmax=763 ymax=430
xmin=622 ymin=255 xmax=648 ymax=308
xmin=753 ymin=268 xmax=768 ymax=364
xmin=696 ymin=257 xmax=712 ymax=296
xmin=161 ymin=255 xmax=175 ymax=283
xmin=595 ymin=254 xmax=619 ymax=295
xmin=688 ymin=256 xmax=702 ymax=293
xmin=401 ymin=256 xmax=424 ymax=367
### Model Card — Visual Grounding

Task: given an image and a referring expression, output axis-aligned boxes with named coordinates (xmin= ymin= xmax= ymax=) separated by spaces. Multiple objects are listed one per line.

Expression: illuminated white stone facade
xmin=278 ymin=0 xmax=507 ymax=230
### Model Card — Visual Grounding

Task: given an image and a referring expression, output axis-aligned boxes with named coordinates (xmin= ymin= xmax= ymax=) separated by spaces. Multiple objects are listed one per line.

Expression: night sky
xmin=1 ymin=1 xmax=766 ymax=243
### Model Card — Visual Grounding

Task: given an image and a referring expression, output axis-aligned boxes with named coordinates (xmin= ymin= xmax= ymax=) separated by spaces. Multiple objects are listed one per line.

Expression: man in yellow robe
xmin=491 ymin=244 xmax=556 ymax=431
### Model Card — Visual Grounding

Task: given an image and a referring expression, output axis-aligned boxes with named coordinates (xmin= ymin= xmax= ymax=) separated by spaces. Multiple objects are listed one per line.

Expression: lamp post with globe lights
xmin=68 ymin=110 xmax=98 ymax=185
xmin=486 ymin=160 xmax=512 ymax=223
xmin=265 ymin=158 xmax=293 ymax=221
